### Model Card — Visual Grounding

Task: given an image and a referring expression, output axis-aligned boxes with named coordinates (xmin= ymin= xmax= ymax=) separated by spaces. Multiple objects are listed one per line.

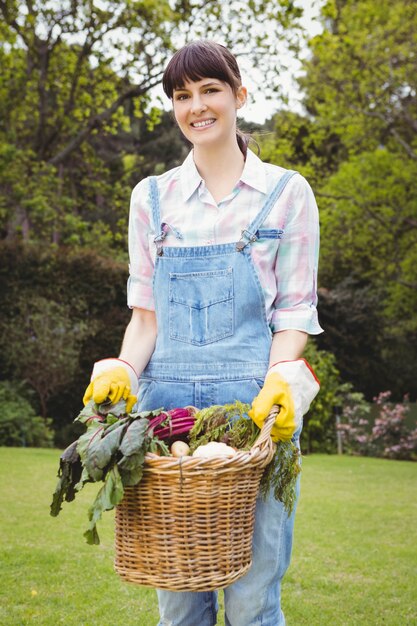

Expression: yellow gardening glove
xmin=248 ymin=372 xmax=296 ymax=442
xmin=83 ymin=360 xmax=138 ymax=413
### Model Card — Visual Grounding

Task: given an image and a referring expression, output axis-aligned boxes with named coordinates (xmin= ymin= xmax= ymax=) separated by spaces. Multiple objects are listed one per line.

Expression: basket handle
xmin=250 ymin=404 xmax=280 ymax=452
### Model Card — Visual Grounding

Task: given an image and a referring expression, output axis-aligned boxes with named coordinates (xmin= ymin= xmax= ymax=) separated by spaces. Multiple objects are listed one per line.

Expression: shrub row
xmin=0 ymin=241 xmax=130 ymax=446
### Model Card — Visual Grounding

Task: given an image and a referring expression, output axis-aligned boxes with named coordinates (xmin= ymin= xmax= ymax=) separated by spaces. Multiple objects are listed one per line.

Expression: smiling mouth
xmin=190 ymin=118 xmax=216 ymax=128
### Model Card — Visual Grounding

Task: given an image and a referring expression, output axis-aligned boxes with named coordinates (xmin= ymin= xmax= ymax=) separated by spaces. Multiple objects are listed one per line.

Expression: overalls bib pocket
xmin=169 ymin=268 xmax=234 ymax=346
xmin=251 ymin=378 xmax=266 ymax=392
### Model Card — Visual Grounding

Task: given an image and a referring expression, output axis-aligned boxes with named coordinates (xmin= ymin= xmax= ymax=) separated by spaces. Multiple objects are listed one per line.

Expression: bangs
xmin=162 ymin=41 xmax=241 ymax=98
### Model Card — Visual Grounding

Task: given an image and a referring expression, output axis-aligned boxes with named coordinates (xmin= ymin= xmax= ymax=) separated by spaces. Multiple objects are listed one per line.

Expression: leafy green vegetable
xmin=83 ymin=422 xmax=126 ymax=481
xmin=118 ymin=451 xmax=146 ymax=486
xmin=84 ymin=465 xmax=124 ymax=545
xmin=117 ymin=418 xmax=149 ymax=487
xmin=94 ymin=398 xmax=128 ymax=418
xmin=50 ymin=440 xmax=83 ymax=517
xmin=119 ymin=418 xmax=148 ymax=457
xmin=76 ymin=421 xmax=104 ymax=469
xmin=74 ymin=402 xmax=101 ymax=425
xmin=222 ymin=415 xmax=259 ymax=450
xmin=50 ymin=399 xmax=301 ymax=545
xmin=50 ymin=400 xmax=163 ymax=544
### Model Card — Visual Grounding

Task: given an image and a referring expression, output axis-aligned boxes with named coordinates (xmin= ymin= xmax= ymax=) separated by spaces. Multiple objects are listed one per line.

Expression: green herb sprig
xmin=189 ymin=401 xmax=257 ymax=451
xmin=259 ymin=440 xmax=301 ymax=514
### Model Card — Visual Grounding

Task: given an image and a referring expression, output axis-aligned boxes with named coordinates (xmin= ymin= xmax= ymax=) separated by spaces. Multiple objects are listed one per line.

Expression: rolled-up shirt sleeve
xmin=271 ymin=175 xmax=323 ymax=335
xmin=127 ymin=178 xmax=155 ymax=311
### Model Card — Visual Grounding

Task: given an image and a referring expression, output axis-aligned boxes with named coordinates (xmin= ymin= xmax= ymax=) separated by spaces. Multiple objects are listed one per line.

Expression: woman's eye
xmin=205 ymin=88 xmax=219 ymax=94
xmin=175 ymin=94 xmax=188 ymax=101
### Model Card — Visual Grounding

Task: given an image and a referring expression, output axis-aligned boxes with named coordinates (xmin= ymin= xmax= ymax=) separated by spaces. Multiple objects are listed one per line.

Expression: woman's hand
xmin=83 ymin=308 xmax=157 ymax=413
xmin=248 ymin=359 xmax=320 ymax=442
xmin=83 ymin=359 xmax=138 ymax=413
xmin=248 ymin=372 xmax=296 ymax=442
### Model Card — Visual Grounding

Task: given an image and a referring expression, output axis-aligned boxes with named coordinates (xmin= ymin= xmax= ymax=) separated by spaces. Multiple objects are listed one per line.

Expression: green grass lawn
xmin=0 ymin=448 xmax=416 ymax=626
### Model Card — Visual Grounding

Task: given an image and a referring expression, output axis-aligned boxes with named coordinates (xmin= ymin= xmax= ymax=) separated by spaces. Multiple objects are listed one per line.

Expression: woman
xmin=84 ymin=40 xmax=323 ymax=626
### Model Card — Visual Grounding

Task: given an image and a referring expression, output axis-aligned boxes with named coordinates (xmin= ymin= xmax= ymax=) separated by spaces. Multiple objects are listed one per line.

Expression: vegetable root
xmin=192 ymin=442 xmax=237 ymax=458
xmin=170 ymin=441 xmax=191 ymax=457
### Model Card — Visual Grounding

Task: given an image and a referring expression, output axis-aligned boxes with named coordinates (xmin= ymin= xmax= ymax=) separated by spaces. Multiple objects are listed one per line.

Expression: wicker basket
xmin=114 ymin=406 xmax=278 ymax=592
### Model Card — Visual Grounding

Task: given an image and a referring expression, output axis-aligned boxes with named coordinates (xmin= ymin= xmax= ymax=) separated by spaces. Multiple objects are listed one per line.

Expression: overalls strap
xmin=149 ymin=176 xmax=161 ymax=231
xmin=236 ymin=170 xmax=298 ymax=251
xmin=149 ymin=176 xmax=182 ymax=256
xmin=149 ymin=176 xmax=165 ymax=256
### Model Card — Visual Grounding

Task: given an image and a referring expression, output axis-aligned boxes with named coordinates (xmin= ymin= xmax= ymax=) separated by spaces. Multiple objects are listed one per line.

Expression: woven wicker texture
xmin=114 ymin=406 xmax=278 ymax=591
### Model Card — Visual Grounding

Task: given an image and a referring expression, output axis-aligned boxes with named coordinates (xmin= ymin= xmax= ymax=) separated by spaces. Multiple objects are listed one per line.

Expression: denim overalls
xmin=138 ymin=171 xmax=299 ymax=626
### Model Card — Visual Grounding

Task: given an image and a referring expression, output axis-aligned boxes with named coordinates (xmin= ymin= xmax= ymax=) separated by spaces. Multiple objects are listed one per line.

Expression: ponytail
xmin=236 ymin=128 xmax=260 ymax=158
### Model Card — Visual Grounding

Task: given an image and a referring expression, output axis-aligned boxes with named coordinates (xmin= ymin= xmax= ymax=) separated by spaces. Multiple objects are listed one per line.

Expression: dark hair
xmin=162 ymin=40 xmax=255 ymax=156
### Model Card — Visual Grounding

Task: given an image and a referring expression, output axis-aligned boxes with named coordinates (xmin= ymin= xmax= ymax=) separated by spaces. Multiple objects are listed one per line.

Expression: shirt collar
xmin=240 ymin=148 xmax=267 ymax=194
xmin=179 ymin=147 xmax=267 ymax=202
xmin=179 ymin=151 xmax=203 ymax=202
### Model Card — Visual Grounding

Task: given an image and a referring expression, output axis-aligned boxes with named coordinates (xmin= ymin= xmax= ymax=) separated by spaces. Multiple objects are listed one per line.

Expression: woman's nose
xmin=190 ymin=97 xmax=207 ymax=115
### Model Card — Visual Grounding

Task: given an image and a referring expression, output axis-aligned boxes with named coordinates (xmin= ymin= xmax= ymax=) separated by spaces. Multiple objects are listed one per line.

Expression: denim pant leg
xmin=156 ymin=590 xmax=218 ymax=626
xmin=223 ymin=475 xmax=300 ymax=626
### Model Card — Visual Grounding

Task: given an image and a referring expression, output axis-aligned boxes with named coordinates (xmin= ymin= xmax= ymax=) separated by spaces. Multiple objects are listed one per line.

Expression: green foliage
xmin=319 ymin=149 xmax=417 ymax=334
xmin=0 ymin=381 xmax=54 ymax=447
xmin=301 ymin=341 xmax=352 ymax=454
xmin=188 ymin=401 xmax=302 ymax=514
xmin=259 ymin=440 xmax=301 ymax=514
xmin=188 ymin=402 xmax=257 ymax=451
xmin=301 ymin=0 xmax=417 ymax=158
xmin=257 ymin=111 xmax=343 ymax=187
xmin=256 ymin=0 xmax=417 ymax=403
xmin=299 ymin=1 xmax=417 ymax=344
xmin=0 ymin=242 xmax=130 ymax=438
xmin=0 ymin=295 xmax=93 ymax=418
xmin=0 ymin=0 xmax=304 ymax=251
xmin=315 ymin=278 xmax=410 ymax=400
xmin=51 ymin=399 xmax=162 ymax=544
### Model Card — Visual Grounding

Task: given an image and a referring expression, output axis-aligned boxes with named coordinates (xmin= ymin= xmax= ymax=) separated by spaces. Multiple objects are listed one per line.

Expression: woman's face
xmin=172 ymin=78 xmax=246 ymax=149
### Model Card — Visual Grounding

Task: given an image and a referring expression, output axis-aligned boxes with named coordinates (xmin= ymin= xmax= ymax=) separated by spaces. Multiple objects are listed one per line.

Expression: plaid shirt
xmin=127 ymin=149 xmax=323 ymax=335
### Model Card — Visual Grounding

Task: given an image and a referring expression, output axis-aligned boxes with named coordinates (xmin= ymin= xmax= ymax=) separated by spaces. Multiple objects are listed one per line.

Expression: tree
xmin=0 ymin=295 xmax=93 ymax=417
xmin=0 ymin=242 xmax=146 ymax=443
xmin=257 ymin=109 xmax=344 ymax=187
xmin=0 ymin=381 xmax=54 ymax=447
xmin=316 ymin=279 xmax=394 ymax=399
xmin=300 ymin=0 xmax=417 ymax=160
xmin=0 ymin=0 xmax=304 ymax=250
xmin=283 ymin=0 xmax=417 ymax=399
xmin=319 ymin=149 xmax=417 ymax=334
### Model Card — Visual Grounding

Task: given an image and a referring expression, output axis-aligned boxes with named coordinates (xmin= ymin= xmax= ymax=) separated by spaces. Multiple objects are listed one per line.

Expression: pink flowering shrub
xmin=338 ymin=391 xmax=417 ymax=461
xmin=337 ymin=391 xmax=373 ymax=457
xmin=372 ymin=392 xmax=417 ymax=460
